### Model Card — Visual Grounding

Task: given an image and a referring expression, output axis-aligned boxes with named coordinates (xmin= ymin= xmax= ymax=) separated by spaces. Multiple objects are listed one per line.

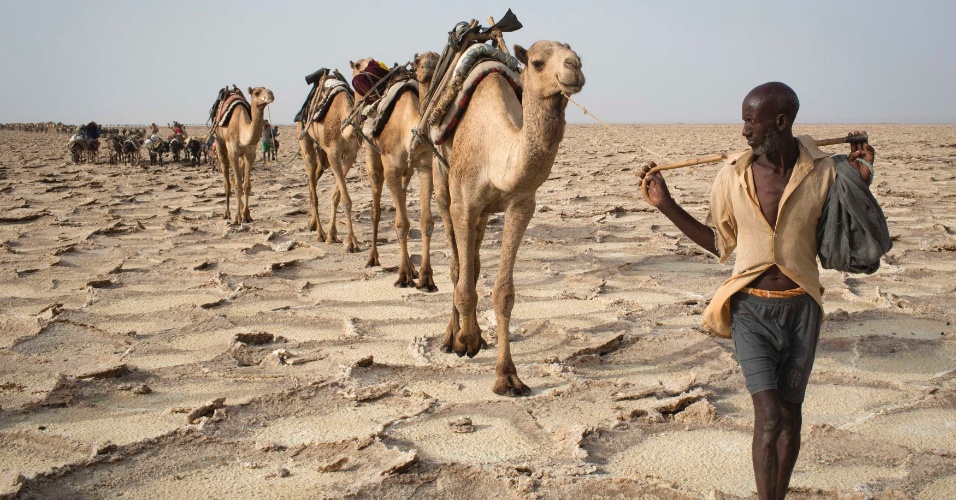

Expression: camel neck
xmin=239 ymin=103 xmax=266 ymax=146
xmin=514 ymin=93 xmax=567 ymax=185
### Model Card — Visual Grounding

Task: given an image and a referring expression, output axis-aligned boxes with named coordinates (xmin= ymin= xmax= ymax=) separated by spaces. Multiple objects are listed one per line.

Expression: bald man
xmin=638 ymin=82 xmax=875 ymax=499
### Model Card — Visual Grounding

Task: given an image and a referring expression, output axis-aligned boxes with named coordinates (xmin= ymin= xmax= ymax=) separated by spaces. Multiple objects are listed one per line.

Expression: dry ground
xmin=0 ymin=124 xmax=954 ymax=499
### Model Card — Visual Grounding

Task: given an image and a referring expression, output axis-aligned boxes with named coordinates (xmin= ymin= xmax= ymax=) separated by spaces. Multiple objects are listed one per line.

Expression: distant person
xmin=169 ymin=121 xmax=184 ymax=138
xmin=270 ymin=124 xmax=279 ymax=161
xmin=261 ymin=120 xmax=275 ymax=162
xmin=638 ymin=82 xmax=878 ymax=499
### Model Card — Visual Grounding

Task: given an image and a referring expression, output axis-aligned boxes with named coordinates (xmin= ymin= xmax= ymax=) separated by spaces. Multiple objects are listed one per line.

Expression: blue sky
xmin=1 ymin=1 xmax=953 ymax=124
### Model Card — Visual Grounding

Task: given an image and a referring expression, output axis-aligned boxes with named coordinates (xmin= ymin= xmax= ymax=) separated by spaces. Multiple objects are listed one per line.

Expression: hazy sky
xmin=2 ymin=1 xmax=954 ymax=125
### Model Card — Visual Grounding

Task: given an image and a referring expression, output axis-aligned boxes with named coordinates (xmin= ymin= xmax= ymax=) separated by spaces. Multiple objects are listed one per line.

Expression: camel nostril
xmin=564 ymin=57 xmax=581 ymax=70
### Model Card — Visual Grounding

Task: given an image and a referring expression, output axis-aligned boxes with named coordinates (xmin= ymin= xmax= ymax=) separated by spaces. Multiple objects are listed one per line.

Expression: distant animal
xmin=122 ymin=135 xmax=142 ymax=165
xmin=169 ymin=134 xmax=185 ymax=162
xmin=105 ymin=134 xmax=122 ymax=164
xmin=148 ymin=140 xmax=170 ymax=166
xmin=184 ymin=136 xmax=205 ymax=166
xmin=211 ymin=86 xmax=275 ymax=224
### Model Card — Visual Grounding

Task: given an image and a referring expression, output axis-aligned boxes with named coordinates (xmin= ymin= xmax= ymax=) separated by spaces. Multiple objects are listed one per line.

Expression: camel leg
xmin=327 ymin=146 xmax=360 ymax=252
xmin=450 ymin=203 xmax=482 ymax=358
xmin=490 ymin=199 xmax=535 ymax=396
xmin=434 ymin=169 xmax=460 ymax=353
xmin=241 ymin=153 xmax=253 ymax=223
xmin=299 ymin=130 xmax=325 ymax=239
xmin=366 ymin=150 xmax=384 ymax=267
xmin=385 ymin=163 xmax=416 ymax=288
xmin=416 ymin=164 xmax=437 ymax=292
xmin=473 ymin=214 xmax=490 ymax=350
xmin=231 ymin=154 xmax=245 ymax=225
xmin=217 ymin=144 xmax=232 ymax=222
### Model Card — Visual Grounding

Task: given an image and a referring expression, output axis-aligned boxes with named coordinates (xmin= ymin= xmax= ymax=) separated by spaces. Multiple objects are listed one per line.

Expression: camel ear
xmin=350 ymin=60 xmax=357 ymax=69
xmin=248 ymin=87 xmax=254 ymax=96
xmin=514 ymin=45 xmax=528 ymax=65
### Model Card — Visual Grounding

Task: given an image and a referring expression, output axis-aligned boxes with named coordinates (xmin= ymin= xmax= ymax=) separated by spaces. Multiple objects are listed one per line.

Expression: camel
xmin=296 ymin=77 xmax=361 ymax=251
xmin=355 ymin=52 xmax=440 ymax=291
xmin=434 ymin=41 xmax=585 ymax=396
xmin=214 ymin=86 xmax=274 ymax=224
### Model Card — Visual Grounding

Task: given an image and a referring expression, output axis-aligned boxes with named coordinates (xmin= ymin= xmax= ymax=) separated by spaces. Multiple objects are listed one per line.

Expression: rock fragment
xmin=448 ymin=417 xmax=474 ymax=434
xmin=186 ymin=397 xmax=226 ymax=424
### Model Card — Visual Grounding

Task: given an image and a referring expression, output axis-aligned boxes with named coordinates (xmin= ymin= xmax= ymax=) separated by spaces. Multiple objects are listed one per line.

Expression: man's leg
xmin=751 ymin=390 xmax=783 ymax=500
xmin=776 ymin=399 xmax=803 ymax=496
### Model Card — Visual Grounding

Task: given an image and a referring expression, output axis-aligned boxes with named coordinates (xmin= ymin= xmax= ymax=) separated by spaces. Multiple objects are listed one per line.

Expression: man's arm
xmin=639 ymin=163 xmax=719 ymax=256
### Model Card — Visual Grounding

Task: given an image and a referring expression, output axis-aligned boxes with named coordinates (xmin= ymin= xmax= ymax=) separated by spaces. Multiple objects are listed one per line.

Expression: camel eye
xmin=531 ymin=60 xmax=545 ymax=70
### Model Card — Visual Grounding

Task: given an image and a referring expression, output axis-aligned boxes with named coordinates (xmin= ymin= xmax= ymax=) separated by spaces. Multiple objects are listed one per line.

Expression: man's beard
xmin=754 ymin=128 xmax=785 ymax=157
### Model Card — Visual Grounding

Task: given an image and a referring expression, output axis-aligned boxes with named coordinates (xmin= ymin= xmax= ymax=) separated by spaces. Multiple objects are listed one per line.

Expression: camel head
xmin=247 ymin=87 xmax=275 ymax=108
xmin=349 ymin=58 xmax=376 ymax=78
xmin=413 ymin=52 xmax=439 ymax=86
xmin=514 ymin=41 xmax=585 ymax=98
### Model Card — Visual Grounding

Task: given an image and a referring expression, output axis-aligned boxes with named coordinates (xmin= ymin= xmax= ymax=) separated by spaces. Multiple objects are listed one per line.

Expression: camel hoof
xmin=440 ymin=343 xmax=452 ymax=354
xmin=479 ymin=337 xmax=489 ymax=349
xmin=366 ymin=257 xmax=380 ymax=268
xmin=393 ymin=278 xmax=415 ymax=288
xmin=347 ymin=244 xmax=361 ymax=254
xmin=307 ymin=221 xmax=317 ymax=231
xmin=492 ymin=376 xmax=531 ymax=397
xmin=416 ymin=282 xmax=438 ymax=293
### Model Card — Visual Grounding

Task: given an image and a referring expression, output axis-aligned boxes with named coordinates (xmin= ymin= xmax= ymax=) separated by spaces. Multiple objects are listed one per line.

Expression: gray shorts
xmin=730 ymin=292 xmax=822 ymax=404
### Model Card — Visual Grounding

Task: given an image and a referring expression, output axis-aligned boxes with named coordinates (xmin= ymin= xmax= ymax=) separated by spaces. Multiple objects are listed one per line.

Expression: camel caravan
xmin=0 ymin=118 xmax=214 ymax=167
xmin=0 ymin=11 xmax=581 ymax=396
xmin=276 ymin=10 xmax=581 ymax=395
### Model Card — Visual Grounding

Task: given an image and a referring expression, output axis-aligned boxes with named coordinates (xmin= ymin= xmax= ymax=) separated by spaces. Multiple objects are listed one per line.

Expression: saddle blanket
xmin=362 ymin=80 xmax=419 ymax=139
xmin=430 ymin=60 xmax=521 ymax=146
xmin=309 ymin=79 xmax=353 ymax=123
xmin=216 ymin=93 xmax=251 ymax=128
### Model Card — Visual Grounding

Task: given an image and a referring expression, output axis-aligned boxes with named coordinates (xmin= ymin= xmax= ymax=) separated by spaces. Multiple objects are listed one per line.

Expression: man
xmin=638 ymin=82 xmax=875 ymax=499
xmin=261 ymin=120 xmax=274 ymax=162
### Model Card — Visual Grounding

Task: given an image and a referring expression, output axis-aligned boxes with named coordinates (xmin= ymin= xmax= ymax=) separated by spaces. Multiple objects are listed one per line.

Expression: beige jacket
xmin=703 ymin=135 xmax=837 ymax=338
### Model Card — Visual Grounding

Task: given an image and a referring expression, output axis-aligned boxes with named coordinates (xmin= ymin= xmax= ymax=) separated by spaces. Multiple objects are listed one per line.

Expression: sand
xmin=0 ymin=124 xmax=954 ymax=499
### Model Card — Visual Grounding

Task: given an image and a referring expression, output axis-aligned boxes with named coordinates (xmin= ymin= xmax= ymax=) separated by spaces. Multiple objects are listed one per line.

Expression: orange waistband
xmin=742 ymin=287 xmax=807 ymax=299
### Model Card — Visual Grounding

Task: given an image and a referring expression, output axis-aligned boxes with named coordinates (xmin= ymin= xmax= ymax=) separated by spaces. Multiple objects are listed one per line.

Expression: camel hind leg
xmin=433 ymin=169 xmax=460 ymax=353
xmin=299 ymin=125 xmax=326 ymax=240
xmin=366 ymin=150 xmax=384 ymax=267
xmin=216 ymin=143 xmax=232 ymax=222
xmin=385 ymin=160 xmax=417 ymax=288
xmin=416 ymin=162 xmax=437 ymax=292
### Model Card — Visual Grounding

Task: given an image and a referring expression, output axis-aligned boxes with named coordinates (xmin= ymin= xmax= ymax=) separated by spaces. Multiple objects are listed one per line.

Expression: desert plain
xmin=0 ymin=123 xmax=954 ymax=498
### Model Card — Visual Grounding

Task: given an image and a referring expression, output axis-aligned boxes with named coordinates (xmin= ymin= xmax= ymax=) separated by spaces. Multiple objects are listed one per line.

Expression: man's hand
xmin=638 ymin=162 xmax=673 ymax=208
xmin=847 ymin=129 xmax=875 ymax=183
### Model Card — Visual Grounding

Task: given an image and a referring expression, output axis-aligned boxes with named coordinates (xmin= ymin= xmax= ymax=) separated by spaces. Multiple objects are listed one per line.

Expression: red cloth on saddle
xmin=352 ymin=60 xmax=390 ymax=98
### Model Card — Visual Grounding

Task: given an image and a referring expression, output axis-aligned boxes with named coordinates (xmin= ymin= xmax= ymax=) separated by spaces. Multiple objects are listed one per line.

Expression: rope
xmin=562 ymin=92 xmax=675 ymax=165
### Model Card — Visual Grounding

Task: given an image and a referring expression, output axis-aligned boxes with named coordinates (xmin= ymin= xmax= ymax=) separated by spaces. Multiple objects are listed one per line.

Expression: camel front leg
xmin=416 ymin=165 xmax=438 ymax=292
xmin=231 ymin=156 xmax=245 ymax=225
xmin=386 ymin=168 xmax=417 ymax=288
xmin=299 ymin=131 xmax=325 ymax=239
xmin=339 ymin=145 xmax=360 ymax=252
xmin=366 ymin=150 xmax=384 ymax=267
xmin=241 ymin=153 xmax=253 ymax=223
xmin=490 ymin=199 xmax=535 ymax=396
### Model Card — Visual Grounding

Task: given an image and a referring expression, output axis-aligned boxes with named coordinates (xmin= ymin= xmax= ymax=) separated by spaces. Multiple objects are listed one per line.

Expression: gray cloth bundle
xmin=816 ymin=155 xmax=892 ymax=274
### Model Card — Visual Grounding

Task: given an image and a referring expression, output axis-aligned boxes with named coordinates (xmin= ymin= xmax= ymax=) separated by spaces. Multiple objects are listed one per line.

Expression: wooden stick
xmin=487 ymin=17 xmax=510 ymax=55
xmin=640 ymin=133 xmax=869 ymax=204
